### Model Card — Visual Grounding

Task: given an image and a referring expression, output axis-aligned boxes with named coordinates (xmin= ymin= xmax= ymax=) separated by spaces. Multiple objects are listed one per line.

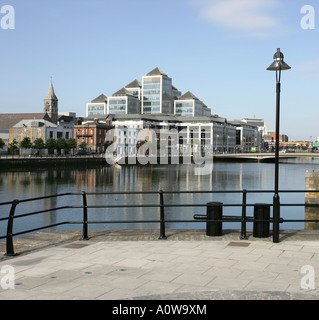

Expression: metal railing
xmin=1 ymin=189 xmax=319 ymax=256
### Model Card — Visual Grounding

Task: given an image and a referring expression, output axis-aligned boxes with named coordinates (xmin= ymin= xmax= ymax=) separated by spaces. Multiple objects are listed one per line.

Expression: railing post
xmin=273 ymin=194 xmax=280 ymax=243
xmin=81 ymin=192 xmax=90 ymax=240
xmin=159 ymin=190 xmax=167 ymax=240
xmin=6 ymin=200 xmax=19 ymax=256
xmin=240 ymin=189 xmax=248 ymax=240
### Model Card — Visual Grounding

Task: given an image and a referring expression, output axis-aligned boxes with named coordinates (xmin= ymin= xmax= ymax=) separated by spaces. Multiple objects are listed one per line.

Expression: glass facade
xmin=108 ymin=99 xmax=127 ymax=114
xmin=142 ymin=77 xmax=161 ymax=114
xmin=87 ymin=104 xmax=106 ymax=116
xmin=126 ymin=88 xmax=141 ymax=100
xmin=108 ymin=96 xmax=140 ymax=115
xmin=162 ymin=77 xmax=173 ymax=114
xmin=142 ymin=76 xmax=173 ymax=114
xmin=175 ymin=101 xmax=194 ymax=117
xmin=174 ymin=99 xmax=208 ymax=117
xmin=127 ymin=96 xmax=140 ymax=114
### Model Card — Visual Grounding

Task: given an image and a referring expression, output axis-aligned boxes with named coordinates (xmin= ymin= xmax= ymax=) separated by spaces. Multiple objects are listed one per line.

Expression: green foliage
xmin=56 ymin=138 xmax=67 ymax=151
xmin=19 ymin=137 xmax=32 ymax=149
xmin=33 ymin=138 xmax=45 ymax=150
xmin=8 ymin=139 xmax=19 ymax=154
xmin=0 ymin=138 xmax=5 ymax=149
xmin=79 ymin=141 xmax=87 ymax=150
xmin=45 ymin=138 xmax=57 ymax=151
xmin=66 ymin=138 xmax=77 ymax=150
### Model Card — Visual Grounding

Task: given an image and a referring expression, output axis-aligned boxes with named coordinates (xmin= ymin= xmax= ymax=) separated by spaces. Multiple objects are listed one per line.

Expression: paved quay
xmin=1 ymin=229 xmax=319 ymax=300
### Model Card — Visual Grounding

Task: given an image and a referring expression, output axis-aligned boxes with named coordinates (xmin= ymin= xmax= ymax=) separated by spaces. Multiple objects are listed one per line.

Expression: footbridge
xmin=213 ymin=152 xmax=319 ymax=162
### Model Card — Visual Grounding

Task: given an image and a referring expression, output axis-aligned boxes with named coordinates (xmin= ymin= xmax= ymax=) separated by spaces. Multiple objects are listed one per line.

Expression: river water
xmin=1 ymin=158 xmax=319 ymax=235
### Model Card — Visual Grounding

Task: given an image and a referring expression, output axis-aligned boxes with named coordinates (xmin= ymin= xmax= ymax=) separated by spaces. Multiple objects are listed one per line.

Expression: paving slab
xmin=0 ymin=229 xmax=319 ymax=300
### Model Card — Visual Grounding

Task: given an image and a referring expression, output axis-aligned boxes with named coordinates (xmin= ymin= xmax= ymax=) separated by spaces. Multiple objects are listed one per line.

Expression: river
xmin=0 ymin=158 xmax=319 ymax=235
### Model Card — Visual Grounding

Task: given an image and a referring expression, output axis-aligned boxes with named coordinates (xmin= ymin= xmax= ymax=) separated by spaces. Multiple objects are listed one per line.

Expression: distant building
xmin=174 ymin=91 xmax=211 ymax=117
xmin=85 ymin=67 xmax=218 ymax=118
xmin=74 ymin=119 xmax=114 ymax=153
xmin=142 ymin=67 xmax=175 ymax=115
xmin=241 ymin=118 xmax=267 ymax=137
xmin=108 ymin=88 xmax=140 ymax=115
xmin=264 ymin=131 xmax=289 ymax=143
xmin=125 ymin=79 xmax=142 ymax=100
xmin=228 ymin=120 xmax=259 ymax=152
xmin=0 ymin=113 xmax=51 ymax=144
xmin=9 ymin=119 xmax=73 ymax=143
xmin=86 ymin=94 xmax=107 ymax=117
xmin=85 ymin=113 xmax=238 ymax=155
xmin=0 ymin=80 xmax=75 ymax=145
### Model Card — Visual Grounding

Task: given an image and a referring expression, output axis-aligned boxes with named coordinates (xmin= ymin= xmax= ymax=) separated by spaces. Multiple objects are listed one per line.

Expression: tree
xmin=56 ymin=138 xmax=67 ymax=152
xmin=33 ymin=138 xmax=45 ymax=150
xmin=79 ymin=141 xmax=87 ymax=150
xmin=66 ymin=138 xmax=77 ymax=150
xmin=0 ymin=138 xmax=5 ymax=149
xmin=8 ymin=139 xmax=19 ymax=154
xmin=45 ymin=138 xmax=57 ymax=154
xmin=19 ymin=137 xmax=32 ymax=149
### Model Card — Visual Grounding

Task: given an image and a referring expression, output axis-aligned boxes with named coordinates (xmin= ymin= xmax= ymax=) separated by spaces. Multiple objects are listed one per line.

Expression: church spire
xmin=44 ymin=79 xmax=59 ymax=124
xmin=45 ymin=79 xmax=58 ymax=101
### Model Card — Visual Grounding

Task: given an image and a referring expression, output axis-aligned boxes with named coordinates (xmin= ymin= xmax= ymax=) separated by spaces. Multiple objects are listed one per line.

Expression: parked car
xmin=75 ymin=150 xmax=92 ymax=156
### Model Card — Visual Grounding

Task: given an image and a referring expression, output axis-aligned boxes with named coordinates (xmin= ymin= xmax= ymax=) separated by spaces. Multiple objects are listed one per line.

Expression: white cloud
xmin=190 ymin=0 xmax=287 ymax=38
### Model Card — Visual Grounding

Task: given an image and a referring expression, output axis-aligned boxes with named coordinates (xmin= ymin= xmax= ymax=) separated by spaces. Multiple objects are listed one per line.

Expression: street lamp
xmin=267 ymin=48 xmax=291 ymax=243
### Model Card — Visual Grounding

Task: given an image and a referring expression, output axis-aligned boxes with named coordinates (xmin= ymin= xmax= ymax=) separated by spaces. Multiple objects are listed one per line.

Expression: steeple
xmin=44 ymin=80 xmax=58 ymax=124
xmin=45 ymin=80 xmax=58 ymax=101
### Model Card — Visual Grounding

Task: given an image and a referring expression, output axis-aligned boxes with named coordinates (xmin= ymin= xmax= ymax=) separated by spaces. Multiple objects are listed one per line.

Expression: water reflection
xmin=0 ymin=160 xmax=319 ymax=234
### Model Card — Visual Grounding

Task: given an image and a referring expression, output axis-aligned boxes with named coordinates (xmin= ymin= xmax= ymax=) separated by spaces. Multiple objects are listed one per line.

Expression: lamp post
xmin=267 ymin=48 xmax=291 ymax=243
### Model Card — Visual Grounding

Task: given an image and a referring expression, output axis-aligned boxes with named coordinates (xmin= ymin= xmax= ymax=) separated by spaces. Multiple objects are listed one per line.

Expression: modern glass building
xmin=174 ymin=91 xmax=211 ymax=117
xmin=125 ymin=79 xmax=142 ymax=100
xmin=108 ymin=88 xmax=140 ymax=115
xmin=86 ymin=94 xmax=107 ymax=117
xmin=142 ymin=67 xmax=174 ymax=115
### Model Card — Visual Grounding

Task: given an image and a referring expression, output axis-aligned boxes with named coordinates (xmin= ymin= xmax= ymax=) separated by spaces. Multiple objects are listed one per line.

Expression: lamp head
xmin=267 ymin=48 xmax=291 ymax=71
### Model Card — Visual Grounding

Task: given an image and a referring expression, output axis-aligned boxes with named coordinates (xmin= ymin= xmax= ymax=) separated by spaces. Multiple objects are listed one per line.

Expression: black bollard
xmin=206 ymin=202 xmax=223 ymax=236
xmin=253 ymin=203 xmax=271 ymax=238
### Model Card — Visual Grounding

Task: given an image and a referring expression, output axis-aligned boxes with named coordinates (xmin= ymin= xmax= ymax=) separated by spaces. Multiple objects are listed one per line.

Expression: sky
xmin=0 ymin=0 xmax=318 ymax=141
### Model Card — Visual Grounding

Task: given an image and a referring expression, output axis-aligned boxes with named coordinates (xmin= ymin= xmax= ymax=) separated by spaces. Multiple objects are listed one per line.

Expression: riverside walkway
xmin=1 ymin=229 xmax=319 ymax=300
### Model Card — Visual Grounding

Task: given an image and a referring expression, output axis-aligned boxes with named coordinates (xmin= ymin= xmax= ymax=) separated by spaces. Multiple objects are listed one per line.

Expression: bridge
xmin=213 ymin=152 xmax=319 ymax=162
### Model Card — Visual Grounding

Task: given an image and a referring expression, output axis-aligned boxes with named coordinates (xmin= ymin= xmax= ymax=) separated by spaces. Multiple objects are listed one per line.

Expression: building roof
xmin=91 ymin=94 xmax=107 ymax=103
xmin=58 ymin=115 xmax=74 ymax=123
xmin=0 ymin=113 xmax=51 ymax=130
xmin=178 ymin=91 xmax=200 ymax=101
xmin=44 ymin=81 xmax=58 ymax=101
xmin=112 ymin=88 xmax=134 ymax=97
xmin=228 ymin=120 xmax=257 ymax=128
xmin=125 ymin=79 xmax=142 ymax=89
xmin=87 ymin=113 xmax=227 ymax=124
xmin=13 ymin=119 xmax=58 ymax=128
xmin=146 ymin=67 xmax=168 ymax=77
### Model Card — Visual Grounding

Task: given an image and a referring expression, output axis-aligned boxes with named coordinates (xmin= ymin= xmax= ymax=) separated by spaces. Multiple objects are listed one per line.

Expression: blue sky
xmin=0 ymin=0 xmax=318 ymax=141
